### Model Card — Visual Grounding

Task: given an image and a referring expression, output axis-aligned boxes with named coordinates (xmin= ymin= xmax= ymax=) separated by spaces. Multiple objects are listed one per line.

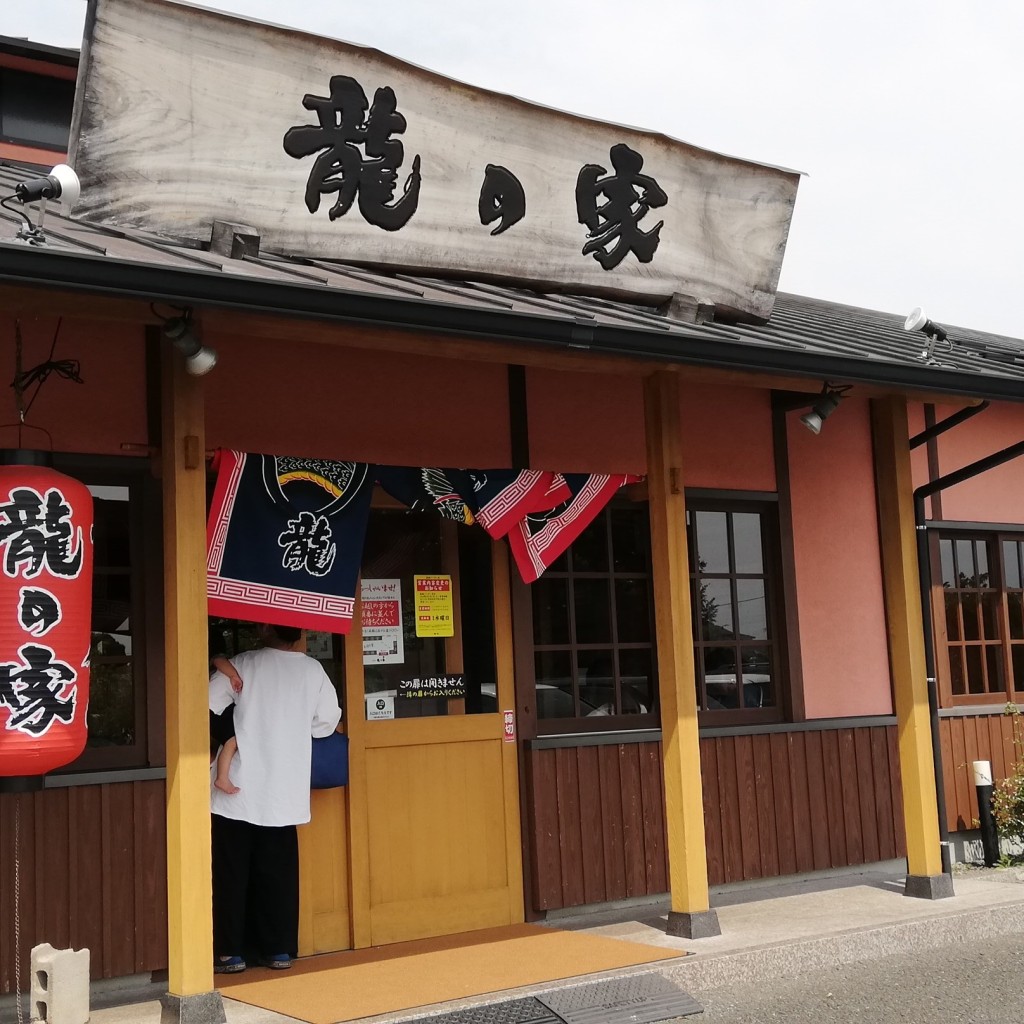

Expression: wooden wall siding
xmin=526 ymin=726 xmax=907 ymax=912
xmin=940 ymin=713 xmax=1023 ymax=834
xmin=0 ymin=780 xmax=167 ymax=994
xmin=526 ymin=742 xmax=668 ymax=912
xmin=700 ymin=727 xmax=906 ymax=886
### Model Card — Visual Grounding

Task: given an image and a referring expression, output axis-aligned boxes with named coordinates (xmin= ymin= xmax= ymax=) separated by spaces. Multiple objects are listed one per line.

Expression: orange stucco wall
xmin=679 ymin=382 xmax=776 ymax=490
xmin=786 ymin=398 xmax=893 ymax=718
xmin=525 ymin=369 xmax=776 ymax=489
xmin=526 ymin=368 xmax=646 ymax=474
xmin=204 ymin=337 xmax=511 ymax=467
xmin=921 ymin=401 xmax=1024 ymax=523
xmin=0 ymin=316 xmax=147 ymax=456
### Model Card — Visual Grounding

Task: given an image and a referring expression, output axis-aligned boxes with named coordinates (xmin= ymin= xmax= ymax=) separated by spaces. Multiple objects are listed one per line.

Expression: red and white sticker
xmin=502 ymin=710 xmax=516 ymax=742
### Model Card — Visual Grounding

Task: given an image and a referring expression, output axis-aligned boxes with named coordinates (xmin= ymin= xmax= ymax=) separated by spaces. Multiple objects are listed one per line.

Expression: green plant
xmin=991 ymin=704 xmax=1024 ymax=843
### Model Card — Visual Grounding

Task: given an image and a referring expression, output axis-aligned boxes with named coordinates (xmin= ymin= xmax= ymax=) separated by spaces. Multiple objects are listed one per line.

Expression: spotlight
xmin=799 ymin=386 xmax=847 ymax=435
xmin=163 ymin=316 xmax=218 ymax=376
xmin=903 ymin=307 xmax=948 ymax=342
xmin=15 ymin=164 xmax=81 ymax=211
xmin=904 ymin=306 xmax=955 ymax=365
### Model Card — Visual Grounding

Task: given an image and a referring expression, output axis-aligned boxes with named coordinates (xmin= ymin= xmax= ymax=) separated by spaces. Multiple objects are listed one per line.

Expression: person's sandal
xmin=259 ymin=953 xmax=292 ymax=970
xmin=214 ymin=955 xmax=246 ymax=974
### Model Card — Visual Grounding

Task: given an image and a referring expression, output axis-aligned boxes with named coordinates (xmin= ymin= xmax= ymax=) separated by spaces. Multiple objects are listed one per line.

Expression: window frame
xmin=0 ymin=67 xmax=75 ymax=151
xmin=52 ymin=455 xmax=159 ymax=774
xmin=687 ymin=492 xmax=786 ymax=727
xmin=932 ymin=524 xmax=1024 ymax=707
xmin=519 ymin=499 xmax=660 ymax=737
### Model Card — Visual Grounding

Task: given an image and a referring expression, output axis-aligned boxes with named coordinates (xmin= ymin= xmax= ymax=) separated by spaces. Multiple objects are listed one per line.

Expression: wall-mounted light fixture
xmin=904 ymin=306 xmax=953 ymax=365
xmin=799 ymin=383 xmax=851 ymax=435
xmin=160 ymin=311 xmax=218 ymax=376
xmin=1 ymin=163 xmax=82 ymax=246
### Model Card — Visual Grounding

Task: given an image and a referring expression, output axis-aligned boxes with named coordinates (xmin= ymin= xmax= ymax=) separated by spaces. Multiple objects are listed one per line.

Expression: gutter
xmin=3 ymin=243 xmax=1024 ymax=403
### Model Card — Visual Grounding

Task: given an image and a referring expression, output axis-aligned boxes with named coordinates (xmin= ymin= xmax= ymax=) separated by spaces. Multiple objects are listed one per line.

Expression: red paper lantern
xmin=0 ymin=461 xmax=93 ymax=785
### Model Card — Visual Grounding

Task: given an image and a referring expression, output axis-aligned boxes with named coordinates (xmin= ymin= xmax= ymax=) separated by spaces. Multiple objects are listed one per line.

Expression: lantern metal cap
xmin=0 ymin=775 xmax=45 ymax=793
xmin=0 ymin=448 xmax=54 ymax=467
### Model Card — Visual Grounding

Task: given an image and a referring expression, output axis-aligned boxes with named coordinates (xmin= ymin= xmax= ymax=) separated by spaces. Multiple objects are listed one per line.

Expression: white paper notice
xmin=361 ymin=578 xmax=404 ymax=665
xmin=366 ymin=694 xmax=395 ymax=721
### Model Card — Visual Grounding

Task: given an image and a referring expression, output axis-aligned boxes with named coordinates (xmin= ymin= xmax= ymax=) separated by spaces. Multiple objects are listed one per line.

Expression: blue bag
xmin=310 ymin=731 xmax=349 ymax=789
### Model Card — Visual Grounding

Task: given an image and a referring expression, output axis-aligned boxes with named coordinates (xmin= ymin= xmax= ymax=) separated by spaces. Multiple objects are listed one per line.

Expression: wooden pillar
xmin=644 ymin=370 xmax=720 ymax=938
xmin=871 ymin=396 xmax=953 ymax=899
xmin=492 ymin=540 xmax=526 ymax=925
xmin=159 ymin=333 xmax=225 ymax=1022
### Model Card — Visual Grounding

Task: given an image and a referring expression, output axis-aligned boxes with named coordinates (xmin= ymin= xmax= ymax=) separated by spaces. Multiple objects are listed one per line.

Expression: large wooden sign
xmin=70 ymin=0 xmax=801 ymax=318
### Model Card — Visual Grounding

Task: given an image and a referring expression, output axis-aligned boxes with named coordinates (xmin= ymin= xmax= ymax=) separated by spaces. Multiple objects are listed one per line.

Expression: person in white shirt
xmin=208 ymin=623 xmax=341 ymax=974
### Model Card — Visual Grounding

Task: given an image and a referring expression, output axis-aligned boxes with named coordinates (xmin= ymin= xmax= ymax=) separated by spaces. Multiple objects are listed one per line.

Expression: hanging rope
xmin=14 ymin=798 xmax=24 ymax=1024
xmin=8 ymin=319 xmax=83 ymax=448
xmin=11 ymin=319 xmax=83 ymax=425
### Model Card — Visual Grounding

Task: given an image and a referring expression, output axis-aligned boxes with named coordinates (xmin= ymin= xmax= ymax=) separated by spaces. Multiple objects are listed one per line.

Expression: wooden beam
xmin=160 ymin=332 xmax=221 ymax=1004
xmin=870 ymin=396 xmax=952 ymax=898
xmin=343 ymin=589 xmax=372 ymax=949
xmin=492 ymin=540 xmax=526 ymax=925
xmin=643 ymin=370 xmax=720 ymax=938
xmin=0 ymin=285 xmax=157 ymax=324
xmin=202 ymin=311 xmax=663 ymax=377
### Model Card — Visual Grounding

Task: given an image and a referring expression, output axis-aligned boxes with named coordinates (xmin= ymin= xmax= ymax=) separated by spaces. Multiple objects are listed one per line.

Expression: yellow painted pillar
xmin=160 ymin=333 xmax=225 ymax=1020
xmin=643 ymin=371 xmax=720 ymax=938
xmin=870 ymin=396 xmax=953 ymax=898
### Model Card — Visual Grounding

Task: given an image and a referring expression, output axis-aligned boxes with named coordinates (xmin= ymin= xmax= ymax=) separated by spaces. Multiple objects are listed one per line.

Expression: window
xmin=57 ymin=458 xmax=158 ymax=771
xmin=529 ymin=503 xmax=658 ymax=734
xmin=937 ymin=531 xmax=1024 ymax=703
xmin=0 ymin=69 xmax=75 ymax=150
xmin=688 ymin=498 xmax=783 ymax=723
xmin=359 ymin=507 xmax=496 ymax=720
xmin=521 ymin=495 xmax=785 ymax=732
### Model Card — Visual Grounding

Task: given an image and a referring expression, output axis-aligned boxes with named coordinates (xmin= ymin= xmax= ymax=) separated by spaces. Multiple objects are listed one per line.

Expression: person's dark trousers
xmin=211 ymin=813 xmax=299 ymax=959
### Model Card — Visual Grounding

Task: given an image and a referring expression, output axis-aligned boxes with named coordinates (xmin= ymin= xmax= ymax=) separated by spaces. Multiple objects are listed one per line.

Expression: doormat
xmin=216 ymin=923 xmax=689 ymax=1024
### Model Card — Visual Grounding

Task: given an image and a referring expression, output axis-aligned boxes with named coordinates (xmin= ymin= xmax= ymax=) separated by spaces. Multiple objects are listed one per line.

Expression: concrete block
xmin=30 ymin=943 xmax=89 ymax=1024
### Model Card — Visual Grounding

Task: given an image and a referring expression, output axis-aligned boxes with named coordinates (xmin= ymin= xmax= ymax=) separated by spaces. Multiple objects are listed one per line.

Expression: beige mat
xmin=216 ymin=922 xmax=687 ymax=1024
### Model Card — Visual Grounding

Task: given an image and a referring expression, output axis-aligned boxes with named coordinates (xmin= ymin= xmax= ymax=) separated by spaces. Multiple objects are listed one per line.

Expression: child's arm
xmin=212 ymin=655 xmax=243 ymax=693
xmin=213 ymin=736 xmax=239 ymax=794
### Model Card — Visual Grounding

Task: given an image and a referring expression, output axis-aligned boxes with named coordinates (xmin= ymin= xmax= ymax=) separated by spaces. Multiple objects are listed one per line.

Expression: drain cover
xmin=413 ymin=997 xmax=562 ymax=1024
xmin=537 ymin=974 xmax=703 ymax=1024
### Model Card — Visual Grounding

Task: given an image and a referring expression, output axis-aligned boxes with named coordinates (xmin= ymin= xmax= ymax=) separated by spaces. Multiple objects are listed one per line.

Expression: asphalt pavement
xmin=693 ymin=929 xmax=1024 ymax=1023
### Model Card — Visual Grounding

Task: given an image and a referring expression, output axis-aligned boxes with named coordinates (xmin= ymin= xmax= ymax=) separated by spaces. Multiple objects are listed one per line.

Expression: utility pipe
xmin=909 ymin=401 xmax=989 ymax=450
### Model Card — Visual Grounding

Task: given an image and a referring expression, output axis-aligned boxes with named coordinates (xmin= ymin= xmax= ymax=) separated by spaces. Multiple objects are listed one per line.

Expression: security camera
xmin=15 ymin=164 xmax=81 ymax=211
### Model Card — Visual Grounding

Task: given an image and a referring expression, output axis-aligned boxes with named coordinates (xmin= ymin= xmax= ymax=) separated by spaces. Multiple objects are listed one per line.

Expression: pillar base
xmin=159 ymin=991 xmax=225 ymax=1024
xmin=904 ymin=873 xmax=955 ymax=900
xmin=666 ymin=909 xmax=721 ymax=939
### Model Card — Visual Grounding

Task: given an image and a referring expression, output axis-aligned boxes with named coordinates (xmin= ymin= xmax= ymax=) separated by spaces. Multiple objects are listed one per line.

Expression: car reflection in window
xmin=478 ymin=680 xmax=652 ymax=718
xmin=578 ymin=677 xmax=650 ymax=716
xmin=705 ymin=672 xmax=771 ymax=710
xmin=478 ymin=683 xmax=602 ymax=718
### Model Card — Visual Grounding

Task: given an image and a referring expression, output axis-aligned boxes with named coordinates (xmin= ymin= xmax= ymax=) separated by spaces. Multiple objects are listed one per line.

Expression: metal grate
xmin=537 ymin=973 xmax=703 ymax=1024
xmin=410 ymin=976 xmax=703 ymax=1024
xmin=410 ymin=997 xmax=562 ymax=1024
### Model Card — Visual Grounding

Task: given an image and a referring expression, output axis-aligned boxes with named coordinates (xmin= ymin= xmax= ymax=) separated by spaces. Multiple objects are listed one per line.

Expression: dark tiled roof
xmin=2 ymin=161 xmax=1023 ymax=401
xmin=0 ymin=35 xmax=79 ymax=67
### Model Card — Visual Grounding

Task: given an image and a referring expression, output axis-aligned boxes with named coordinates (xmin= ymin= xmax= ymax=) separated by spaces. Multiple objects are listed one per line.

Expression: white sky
xmin=4 ymin=0 xmax=1024 ymax=339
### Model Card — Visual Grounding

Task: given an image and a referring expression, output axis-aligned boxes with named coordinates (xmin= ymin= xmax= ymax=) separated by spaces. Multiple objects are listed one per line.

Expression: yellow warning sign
xmin=414 ymin=575 xmax=455 ymax=637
